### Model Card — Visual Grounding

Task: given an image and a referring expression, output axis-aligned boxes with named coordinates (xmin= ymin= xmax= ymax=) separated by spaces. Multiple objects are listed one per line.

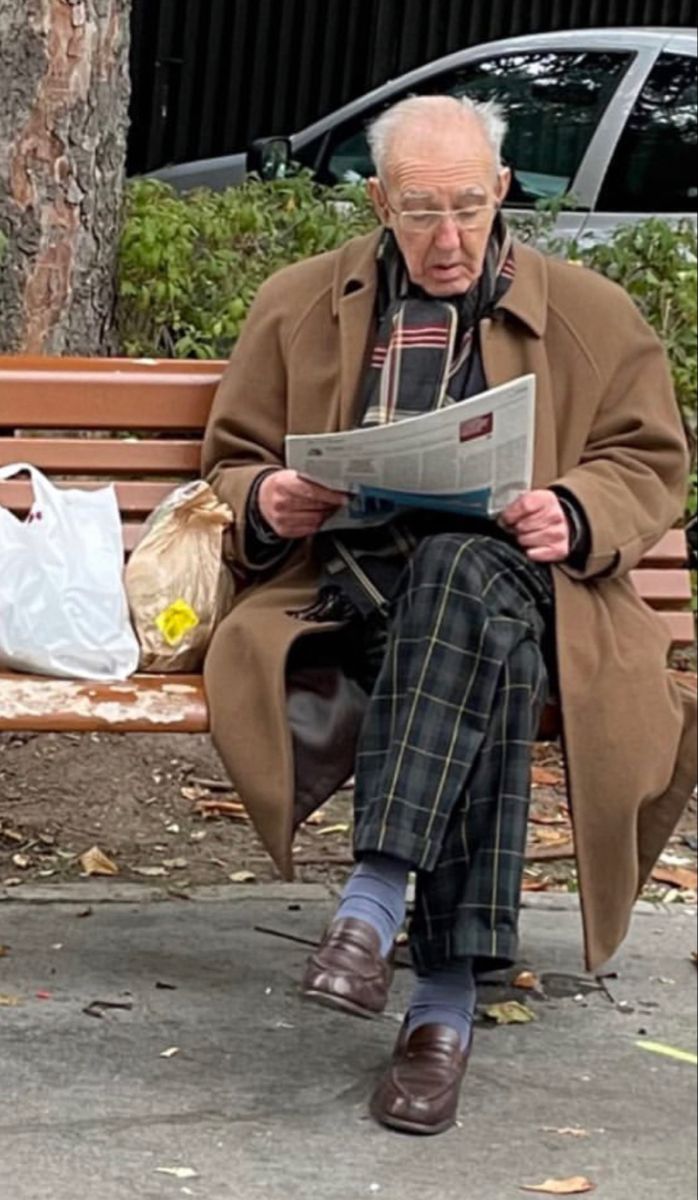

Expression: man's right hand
xmin=258 ymin=469 xmax=348 ymax=539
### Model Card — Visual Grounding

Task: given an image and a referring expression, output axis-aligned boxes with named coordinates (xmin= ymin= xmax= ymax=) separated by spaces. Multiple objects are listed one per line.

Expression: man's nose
xmin=433 ymin=214 xmax=461 ymax=250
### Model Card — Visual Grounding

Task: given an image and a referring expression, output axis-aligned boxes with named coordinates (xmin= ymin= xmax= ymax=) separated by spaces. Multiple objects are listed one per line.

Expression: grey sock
xmin=407 ymin=960 xmax=477 ymax=1049
xmin=334 ymin=853 xmax=409 ymax=956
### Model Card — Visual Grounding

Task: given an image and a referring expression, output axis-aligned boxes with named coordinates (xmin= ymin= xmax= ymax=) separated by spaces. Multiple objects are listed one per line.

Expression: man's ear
xmin=367 ymin=177 xmax=390 ymax=224
xmin=495 ymin=167 xmax=512 ymax=207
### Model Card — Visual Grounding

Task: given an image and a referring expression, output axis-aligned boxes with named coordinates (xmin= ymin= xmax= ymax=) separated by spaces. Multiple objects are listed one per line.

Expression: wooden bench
xmin=0 ymin=355 xmax=694 ymax=741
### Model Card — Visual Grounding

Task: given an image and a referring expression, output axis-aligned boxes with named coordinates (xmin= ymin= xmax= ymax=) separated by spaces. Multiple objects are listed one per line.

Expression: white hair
xmin=366 ymin=94 xmax=508 ymax=180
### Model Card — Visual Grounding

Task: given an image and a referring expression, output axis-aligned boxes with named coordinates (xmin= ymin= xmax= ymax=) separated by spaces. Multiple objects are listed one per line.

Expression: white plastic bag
xmin=0 ymin=463 xmax=139 ymax=680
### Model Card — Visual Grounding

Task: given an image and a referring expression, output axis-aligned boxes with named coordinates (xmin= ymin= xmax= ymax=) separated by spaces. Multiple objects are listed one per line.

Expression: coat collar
xmin=331 ymin=227 xmax=549 ymax=338
xmin=497 ymin=239 xmax=548 ymax=338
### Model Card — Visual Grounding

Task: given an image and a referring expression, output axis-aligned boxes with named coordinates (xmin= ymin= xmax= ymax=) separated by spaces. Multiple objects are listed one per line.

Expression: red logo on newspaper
xmin=459 ymin=413 xmax=493 ymax=443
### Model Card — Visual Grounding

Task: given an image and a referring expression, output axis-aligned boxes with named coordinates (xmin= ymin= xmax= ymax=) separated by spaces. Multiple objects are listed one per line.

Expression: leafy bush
xmin=582 ymin=220 xmax=695 ymax=418
xmin=574 ymin=219 xmax=697 ymax=519
xmin=117 ymin=175 xmax=375 ymax=359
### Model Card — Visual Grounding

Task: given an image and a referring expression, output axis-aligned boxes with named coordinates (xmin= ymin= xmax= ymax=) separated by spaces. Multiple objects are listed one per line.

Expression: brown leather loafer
xmin=301 ymin=917 xmax=393 ymax=1019
xmin=370 ymin=1022 xmax=472 ymax=1135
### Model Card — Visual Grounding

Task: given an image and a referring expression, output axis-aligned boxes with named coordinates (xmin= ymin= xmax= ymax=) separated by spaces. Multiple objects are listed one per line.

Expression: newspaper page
xmin=285 ymin=375 xmax=535 ymax=529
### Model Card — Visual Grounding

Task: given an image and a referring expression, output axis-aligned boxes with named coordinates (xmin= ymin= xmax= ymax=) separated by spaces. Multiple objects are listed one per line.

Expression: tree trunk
xmin=0 ymin=0 xmax=131 ymax=354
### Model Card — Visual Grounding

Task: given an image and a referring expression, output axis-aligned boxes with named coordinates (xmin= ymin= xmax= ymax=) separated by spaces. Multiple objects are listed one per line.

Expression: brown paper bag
xmin=125 ymin=481 xmax=234 ymax=672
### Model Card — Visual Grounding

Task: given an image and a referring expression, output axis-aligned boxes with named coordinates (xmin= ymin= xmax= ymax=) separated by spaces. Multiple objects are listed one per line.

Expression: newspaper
xmin=285 ymin=375 xmax=535 ymax=530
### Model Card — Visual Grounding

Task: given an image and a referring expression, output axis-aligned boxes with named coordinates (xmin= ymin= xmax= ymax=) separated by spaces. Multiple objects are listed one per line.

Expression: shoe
xmin=370 ymin=1022 xmax=472 ymax=1135
xmin=301 ymin=917 xmax=393 ymax=1019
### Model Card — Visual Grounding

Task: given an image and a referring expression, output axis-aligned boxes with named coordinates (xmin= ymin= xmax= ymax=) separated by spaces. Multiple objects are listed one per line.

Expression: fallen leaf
xmin=530 ymin=810 xmax=568 ymax=826
xmin=162 ymin=858 xmax=188 ymax=870
xmin=305 ymin=811 xmax=326 ymax=825
xmin=229 ymin=870 xmax=256 ymax=883
xmin=82 ymin=998 xmax=134 ymax=1019
xmin=541 ymin=1128 xmax=591 ymax=1139
xmin=522 ymin=878 xmax=553 ymax=892
xmin=188 ymin=776 xmax=234 ymax=793
xmin=316 ymin=823 xmax=350 ymax=836
xmin=651 ymin=865 xmax=698 ymax=891
xmin=155 ymin=1167 xmax=198 ymax=1180
xmin=193 ymin=798 xmax=248 ymax=820
xmin=0 ymin=994 xmax=22 ymax=1006
xmin=132 ymin=865 xmax=169 ymax=877
xmin=180 ymin=784 xmax=210 ymax=802
xmin=0 ymin=828 xmax=23 ymax=843
xmin=514 ymin=970 xmax=542 ymax=992
xmin=0 ymin=945 xmax=9 ymax=957
xmin=659 ymin=851 xmax=695 ymax=868
xmin=36 ymin=991 xmax=53 ymax=1000
xmin=532 ymin=766 xmax=564 ymax=787
xmin=529 ymin=827 xmax=571 ymax=846
xmin=520 ymin=1179 xmax=596 ymax=1195
xmin=160 ymin=1046 xmax=179 ymax=1058
xmin=11 ymin=853 xmax=31 ymax=870
xmin=79 ymin=846 xmax=119 ymax=876
xmin=526 ymin=840 xmax=576 ymax=862
xmin=483 ymin=1001 xmax=536 ymax=1025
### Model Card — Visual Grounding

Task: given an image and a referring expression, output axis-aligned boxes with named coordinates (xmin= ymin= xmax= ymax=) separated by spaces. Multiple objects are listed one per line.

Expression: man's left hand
xmin=500 ymin=489 xmax=570 ymax=563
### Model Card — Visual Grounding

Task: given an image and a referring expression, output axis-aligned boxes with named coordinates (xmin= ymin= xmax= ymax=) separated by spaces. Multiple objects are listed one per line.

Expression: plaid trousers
xmin=351 ymin=532 xmax=554 ymax=974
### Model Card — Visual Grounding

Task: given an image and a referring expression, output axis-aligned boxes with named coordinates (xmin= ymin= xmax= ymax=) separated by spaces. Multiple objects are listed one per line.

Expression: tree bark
xmin=0 ymin=0 xmax=131 ymax=354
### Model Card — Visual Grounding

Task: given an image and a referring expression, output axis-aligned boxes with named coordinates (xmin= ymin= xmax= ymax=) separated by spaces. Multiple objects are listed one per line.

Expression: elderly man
xmin=203 ymin=95 xmax=695 ymax=1135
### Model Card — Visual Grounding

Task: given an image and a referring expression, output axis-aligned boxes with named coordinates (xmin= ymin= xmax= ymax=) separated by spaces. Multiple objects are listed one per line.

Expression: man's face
xmin=368 ymin=121 xmax=511 ymax=297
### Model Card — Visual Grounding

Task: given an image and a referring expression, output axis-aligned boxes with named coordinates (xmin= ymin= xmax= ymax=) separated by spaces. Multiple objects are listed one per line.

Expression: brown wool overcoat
xmin=202 ymin=229 xmax=696 ymax=971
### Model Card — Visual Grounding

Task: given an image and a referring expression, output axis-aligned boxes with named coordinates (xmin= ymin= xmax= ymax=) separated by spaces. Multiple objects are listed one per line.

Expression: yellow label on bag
xmin=155 ymin=599 xmax=200 ymax=647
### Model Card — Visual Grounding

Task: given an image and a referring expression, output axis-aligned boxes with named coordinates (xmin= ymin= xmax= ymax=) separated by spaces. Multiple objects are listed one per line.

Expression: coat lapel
xmin=333 ymin=231 xmax=381 ymax=430
xmin=480 ymin=242 xmax=558 ymax=487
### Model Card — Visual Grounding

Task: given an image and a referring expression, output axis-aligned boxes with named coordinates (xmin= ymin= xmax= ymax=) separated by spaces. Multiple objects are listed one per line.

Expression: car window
xmin=597 ymin=53 xmax=697 ymax=213
xmin=322 ymin=50 xmax=632 ymax=207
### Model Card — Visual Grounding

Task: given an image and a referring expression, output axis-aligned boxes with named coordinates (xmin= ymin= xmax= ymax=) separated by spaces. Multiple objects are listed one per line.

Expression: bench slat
xmin=0 ymin=437 xmax=202 ymax=475
xmin=2 ymin=355 xmax=224 ymax=375
xmin=0 ymin=673 xmax=209 ymax=734
xmin=638 ymin=529 xmax=689 ymax=567
xmin=630 ymin=568 xmax=693 ymax=605
xmin=661 ymin=611 xmax=696 ymax=647
xmin=0 ymin=479 xmax=176 ymax=516
xmin=0 ymin=372 xmax=219 ymax=430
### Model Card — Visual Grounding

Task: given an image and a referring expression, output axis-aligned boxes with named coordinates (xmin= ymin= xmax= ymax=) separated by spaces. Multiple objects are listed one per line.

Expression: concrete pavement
xmin=0 ymin=886 xmax=696 ymax=1200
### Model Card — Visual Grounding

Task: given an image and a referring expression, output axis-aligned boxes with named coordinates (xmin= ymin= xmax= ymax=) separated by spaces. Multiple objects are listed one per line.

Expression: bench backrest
xmin=0 ymin=357 xmax=220 ymax=554
xmin=0 ymin=356 xmax=694 ymax=647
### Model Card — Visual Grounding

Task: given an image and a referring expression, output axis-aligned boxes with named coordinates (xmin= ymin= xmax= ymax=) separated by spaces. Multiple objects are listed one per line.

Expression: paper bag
xmin=125 ymin=481 xmax=233 ymax=672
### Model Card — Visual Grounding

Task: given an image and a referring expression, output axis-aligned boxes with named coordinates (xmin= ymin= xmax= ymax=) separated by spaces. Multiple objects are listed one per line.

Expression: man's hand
xmin=500 ymin=489 xmax=570 ymax=563
xmin=258 ymin=469 xmax=348 ymax=539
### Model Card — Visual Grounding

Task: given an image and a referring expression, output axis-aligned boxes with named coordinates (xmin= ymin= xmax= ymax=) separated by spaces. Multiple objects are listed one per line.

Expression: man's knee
xmin=408 ymin=533 xmax=500 ymax=592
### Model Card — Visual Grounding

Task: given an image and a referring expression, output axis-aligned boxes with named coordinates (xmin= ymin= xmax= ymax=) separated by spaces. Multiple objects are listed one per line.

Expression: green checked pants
xmin=352 ymin=532 xmax=554 ymax=974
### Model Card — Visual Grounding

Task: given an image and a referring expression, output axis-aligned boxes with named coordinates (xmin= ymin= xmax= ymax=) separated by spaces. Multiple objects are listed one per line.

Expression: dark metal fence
xmin=128 ymin=0 xmax=698 ymax=174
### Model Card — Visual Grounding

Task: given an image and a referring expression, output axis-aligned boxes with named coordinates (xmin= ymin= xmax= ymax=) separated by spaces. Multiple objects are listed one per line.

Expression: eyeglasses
xmin=385 ymin=200 xmax=494 ymax=234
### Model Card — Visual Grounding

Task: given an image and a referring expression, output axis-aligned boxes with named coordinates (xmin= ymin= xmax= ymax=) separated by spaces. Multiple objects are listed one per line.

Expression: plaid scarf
xmin=295 ymin=219 xmax=516 ymax=622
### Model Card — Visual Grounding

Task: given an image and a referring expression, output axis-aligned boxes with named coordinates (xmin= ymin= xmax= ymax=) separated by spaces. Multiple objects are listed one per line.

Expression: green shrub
xmin=574 ymin=219 xmax=697 ymax=519
xmin=117 ymin=175 xmax=375 ymax=359
xmin=578 ymin=221 xmax=696 ymax=427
